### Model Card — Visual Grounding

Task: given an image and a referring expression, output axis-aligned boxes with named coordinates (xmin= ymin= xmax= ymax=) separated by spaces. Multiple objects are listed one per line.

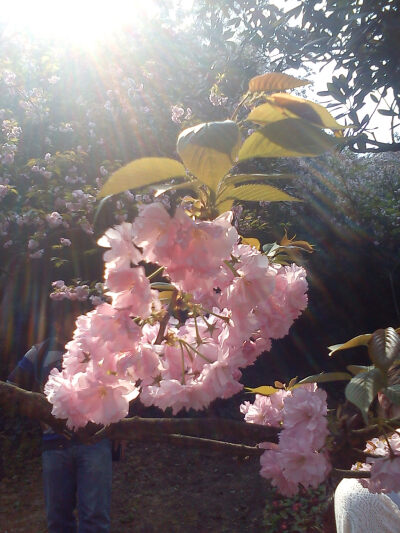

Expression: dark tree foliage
xmin=194 ymin=0 xmax=400 ymax=153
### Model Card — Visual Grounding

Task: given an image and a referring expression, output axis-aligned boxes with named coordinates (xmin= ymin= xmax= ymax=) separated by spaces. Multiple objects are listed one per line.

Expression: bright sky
xmin=0 ymin=0 xmax=160 ymax=45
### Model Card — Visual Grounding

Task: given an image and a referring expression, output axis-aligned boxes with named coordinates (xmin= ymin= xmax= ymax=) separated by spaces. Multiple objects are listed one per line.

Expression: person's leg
xmin=42 ymin=447 xmax=77 ymax=533
xmin=75 ymin=439 xmax=112 ymax=533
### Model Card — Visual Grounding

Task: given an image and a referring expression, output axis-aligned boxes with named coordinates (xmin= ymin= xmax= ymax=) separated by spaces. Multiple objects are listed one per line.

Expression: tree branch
xmin=0 ymin=380 xmax=278 ymax=448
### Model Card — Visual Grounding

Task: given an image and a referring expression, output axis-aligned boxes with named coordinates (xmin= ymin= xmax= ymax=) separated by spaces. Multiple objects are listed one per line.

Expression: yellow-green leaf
xmin=217 ymin=183 xmax=301 ymax=203
xmin=176 ymin=121 xmax=240 ymax=192
xmin=298 ymin=372 xmax=352 ymax=384
xmin=247 ymin=102 xmax=295 ymax=125
xmin=329 ymin=334 xmax=372 ymax=356
xmin=220 ymin=173 xmax=296 ymax=192
xmin=245 ymin=385 xmax=280 ymax=396
xmin=215 ymin=198 xmax=234 ymax=214
xmin=264 ymin=93 xmax=349 ymax=130
xmin=241 ymin=237 xmax=261 ymax=250
xmin=98 ymin=157 xmax=187 ymax=198
xmin=238 ymin=119 xmax=339 ymax=160
xmin=248 ymin=72 xmax=311 ymax=92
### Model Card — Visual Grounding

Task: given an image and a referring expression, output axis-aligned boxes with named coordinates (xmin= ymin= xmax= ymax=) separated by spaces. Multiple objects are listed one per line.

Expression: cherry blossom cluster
xmin=352 ymin=432 xmax=400 ymax=493
xmin=45 ymin=202 xmax=308 ymax=429
xmin=241 ymin=384 xmax=331 ymax=496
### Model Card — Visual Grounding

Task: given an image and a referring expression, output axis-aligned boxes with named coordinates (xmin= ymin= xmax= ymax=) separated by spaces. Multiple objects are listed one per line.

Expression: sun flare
xmin=0 ymin=0 xmax=159 ymax=46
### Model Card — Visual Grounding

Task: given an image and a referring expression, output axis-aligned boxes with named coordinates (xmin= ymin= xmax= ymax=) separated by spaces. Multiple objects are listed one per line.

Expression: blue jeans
xmin=42 ymin=439 xmax=112 ymax=533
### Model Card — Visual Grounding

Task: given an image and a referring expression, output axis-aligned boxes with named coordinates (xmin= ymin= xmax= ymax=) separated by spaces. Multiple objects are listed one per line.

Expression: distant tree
xmin=194 ymin=0 xmax=400 ymax=153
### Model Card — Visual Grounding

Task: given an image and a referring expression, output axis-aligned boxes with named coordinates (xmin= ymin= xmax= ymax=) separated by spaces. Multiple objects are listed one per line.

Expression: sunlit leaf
xmin=159 ymin=291 xmax=173 ymax=302
xmin=153 ymin=180 xmax=199 ymax=198
xmin=176 ymin=121 xmax=240 ymax=192
xmin=298 ymin=372 xmax=352 ymax=384
xmin=98 ymin=158 xmax=187 ymax=198
xmin=345 ymin=368 xmax=385 ymax=422
xmin=150 ymin=282 xmax=176 ymax=291
xmin=248 ymin=72 xmax=311 ymax=92
xmin=346 ymin=365 xmax=373 ymax=375
xmin=238 ymin=119 xmax=339 ymax=160
xmin=264 ymin=93 xmax=349 ymax=129
xmin=329 ymin=334 xmax=372 ymax=356
xmin=217 ymin=183 xmax=300 ymax=203
xmin=241 ymin=237 xmax=260 ymax=250
xmin=247 ymin=102 xmax=296 ymax=125
xmin=220 ymin=173 xmax=296 ymax=192
xmin=245 ymin=385 xmax=280 ymax=396
xmin=280 ymin=231 xmax=314 ymax=253
xmin=368 ymin=328 xmax=400 ymax=370
xmin=215 ymin=198 xmax=234 ymax=214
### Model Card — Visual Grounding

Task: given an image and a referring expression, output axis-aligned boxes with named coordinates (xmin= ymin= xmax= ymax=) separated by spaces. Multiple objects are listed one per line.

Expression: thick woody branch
xmin=0 ymin=380 xmax=278 ymax=448
xmin=0 ymin=381 xmax=67 ymax=434
xmin=95 ymin=416 xmax=279 ymax=445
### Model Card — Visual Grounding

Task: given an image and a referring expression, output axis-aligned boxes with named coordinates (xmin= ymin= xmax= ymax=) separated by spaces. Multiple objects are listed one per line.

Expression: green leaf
xmin=298 ymin=372 xmax=352 ymax=384
xmin=217 ymin=183 xmax=300 ymax=203
xmin=153 ymin=180 xmax=199 ymax=198
xmin=345 ymin=368 xmax=385 ymax=422
xmin=215 ymin=199 xmax=234 ymax=214
xmin=248 ymin=72 xmax=311 ymax=92
xmin=245 ymin=385 xmax=280 ymax=396
xmin=328 ymin=334 xmax=372 ymax=356
xmin=238 ymin=119 xmax=339 ymax=160
xmin=378 ymin=109 xmax=398 ymax=117
xmin=98 ymin=158 xmax=187 ymax=198
xmin=346 ymin=365 xmax=373 ymax=376
xmin=220 ymin=173 xmax=296 ymax=190
xmin=256 ymin=93 xmax=349 ymax=129
xmin=150 ymin=282 xmax=176 ymax=291
xmin=383 ymin=384 xmax=400 ymax=406
xmin=368 ymin=328 xmax=400 ymax=371
xmin=176 ymin=121 xmax=240 ymax=192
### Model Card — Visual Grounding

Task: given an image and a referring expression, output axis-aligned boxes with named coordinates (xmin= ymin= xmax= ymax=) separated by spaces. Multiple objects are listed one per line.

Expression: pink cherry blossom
xmin=105 ymin=266 xmax=155 ymax=318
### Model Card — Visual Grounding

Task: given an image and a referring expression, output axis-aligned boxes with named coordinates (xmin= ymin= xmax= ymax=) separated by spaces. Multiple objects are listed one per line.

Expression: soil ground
xmin=0 ymin=439 xmax=270 ymax=533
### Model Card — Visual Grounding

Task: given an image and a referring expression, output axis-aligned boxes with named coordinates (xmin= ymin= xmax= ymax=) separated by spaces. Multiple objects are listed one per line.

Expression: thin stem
xmin=147 ymin=265 xmax=165 ymax=281
xmin=230 ymin=92 xmax=250 ymax=121
xmin=224 ymin=259 xmax=240 ymax=277
xmin=179 ymin=341 xmax=186 ymax=385
xmin=155 ymin=289 xmax=178 ymax=345
xmin=193 ymin=315 xmax=203 ymax=345
xmin=180 ymin=339 xmax=213 ymax=364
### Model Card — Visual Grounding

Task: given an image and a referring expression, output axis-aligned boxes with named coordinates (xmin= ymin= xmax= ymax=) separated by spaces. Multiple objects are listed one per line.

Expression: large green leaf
xmin=217 ymin=183 xmax=300 ymax=203
xmin=219 ymin=173 xmax=296 ymax=191
xmin=368 ymin=328 xmax=400 ymax=371
xmin=248 ymin=72 xmax=311 ymax=92
xmin=153 ymin=180 xmax=199 ymax=198
xmin=176 ymin=121 xmax=240 ymax=192
xmin=329 ymin=334 xmax=372 ymax=356
xmin=238 ymin=119 xmax=339 ymax=160
xmin=345 ymin=368 xmax=385 ymax=422
xmin=298 ymin=372 xmax=352 ymax=384
xmin=247 ymin=94 xmax=348 ymax=130
xmin=98 ymin=157 xmax=187 ymax=198
xmin=215 ymin=198 xmax=234 ymax=214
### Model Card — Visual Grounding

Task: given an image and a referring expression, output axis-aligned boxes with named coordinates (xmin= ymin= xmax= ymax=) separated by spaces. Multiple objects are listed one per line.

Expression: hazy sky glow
xmin=0 ymin=0 xmax=160 ymax=45
xmin=0 ymin=0 xmax=391 ymax=140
